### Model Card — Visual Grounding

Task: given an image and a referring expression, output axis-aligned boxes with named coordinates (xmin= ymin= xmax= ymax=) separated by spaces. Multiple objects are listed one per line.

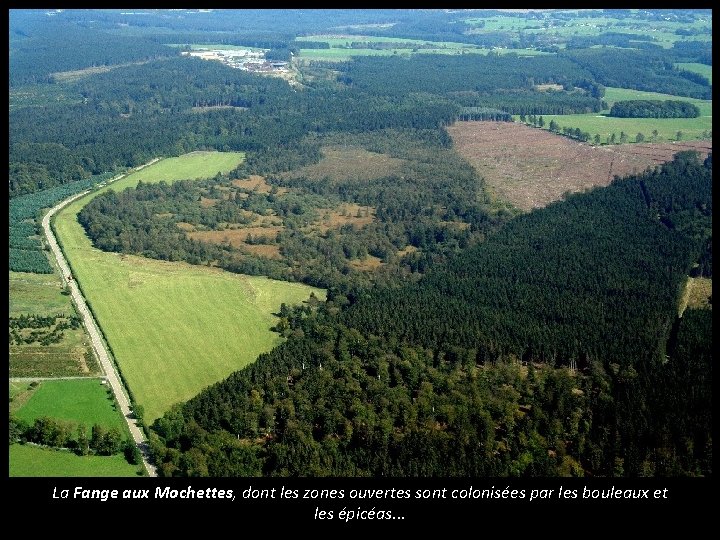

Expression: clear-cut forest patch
xmin=448 ymin=121 xmax=712 ymax=211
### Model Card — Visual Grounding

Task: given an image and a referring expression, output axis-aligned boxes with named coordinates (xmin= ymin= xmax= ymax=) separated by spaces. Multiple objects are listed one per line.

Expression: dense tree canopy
xmin=151 ymin=153 xmax=712 ymax=477
xmin=10 ymin=10 xmax=712 ymax=480
xmin=609 ymin=99 xmax=701 ymax=118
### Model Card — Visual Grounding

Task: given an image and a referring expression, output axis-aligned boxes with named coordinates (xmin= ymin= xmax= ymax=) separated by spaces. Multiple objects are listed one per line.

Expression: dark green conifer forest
xmin=9 ymin=9 xmax=712 ymax=478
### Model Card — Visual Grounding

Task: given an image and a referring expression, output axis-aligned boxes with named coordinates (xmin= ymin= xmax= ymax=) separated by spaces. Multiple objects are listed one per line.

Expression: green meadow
xmin=602 ymin=87 xmax=712 ymax=115
xmin=53 ymin=151 xmax=324 ymax=422
xmin=296 ymin=34 xmax=550 ymax=61
xmin=9 ymin=379 xmax=138 ymax=476
xmin=523 ymin=87 xmax=712 ymax=142
xmin=10 ymin=444 xmax=141 ymax=477
xmin=12 ymin=379 xmax=129 ymax=435
xmin=463 ymin=11 xmax=711 ymax=48
xmin=10 ymin=271 xmax=72 ymax=317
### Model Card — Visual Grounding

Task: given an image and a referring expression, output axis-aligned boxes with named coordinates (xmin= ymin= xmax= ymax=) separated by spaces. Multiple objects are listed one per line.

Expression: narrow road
xmin=41 ymin=160 xmax=161 ymax=477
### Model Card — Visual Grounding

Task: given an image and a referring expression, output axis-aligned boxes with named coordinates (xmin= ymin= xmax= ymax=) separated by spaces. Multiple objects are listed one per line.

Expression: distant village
xmin=181 ymin=48 xmax=289 ymax=73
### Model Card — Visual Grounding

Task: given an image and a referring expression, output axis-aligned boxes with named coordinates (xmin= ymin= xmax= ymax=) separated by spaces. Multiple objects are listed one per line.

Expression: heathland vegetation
xmin=53 ymin=153 xmax=322 ymax=422
xmin=9 ymin=9 xmax=712 ymax=478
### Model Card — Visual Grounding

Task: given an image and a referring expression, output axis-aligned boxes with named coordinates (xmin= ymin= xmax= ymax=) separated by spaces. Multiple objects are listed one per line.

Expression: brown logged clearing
xmin=187 ymin=227 xmax=284 ymax=260
xmin=281 ymin=146 xmax=406 ymax=181
xmin=447 ymin=122 xmax=712 ymax=211
xmin=686 ymin=278 xmax=712 ymax=309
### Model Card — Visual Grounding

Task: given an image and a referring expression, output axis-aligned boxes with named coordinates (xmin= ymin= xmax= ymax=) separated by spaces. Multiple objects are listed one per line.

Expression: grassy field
xmin=54 ymin=151 xmax=324 ymax=422
xmin=602 ymin=87 xmax=712 ymax=116
xmin=10 ymin=271 xmax=72 ymax=316
xmin=538 ymin=114 xmax=712 ymax=143
xmin=10 ymin=381 xmax=36 ymax=413
xmin=12 ymin=379 xmax=130 ymax=436
xmin=296 ymin=34 xmax=549 ymax=61
xmin=10 ymin=444 xmax=141 ymax=477
xmin=100 ymin=151 xmax=246 ymax=190
xmin=675 ymin=63 xmax=712 ymax=85
xmin=463 ymin=11 xmax=711 ymax=48
xmin=523 ymin=87 xmax=712 ymax=143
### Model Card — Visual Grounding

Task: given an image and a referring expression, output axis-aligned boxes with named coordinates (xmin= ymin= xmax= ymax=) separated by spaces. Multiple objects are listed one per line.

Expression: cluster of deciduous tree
xmin=150 ymin=152 xmax=712 ymax=477
xmin=609 ymin=99 xmax=700 ymax=118
xmin=9 ymin=415 xmax=136 ymax=460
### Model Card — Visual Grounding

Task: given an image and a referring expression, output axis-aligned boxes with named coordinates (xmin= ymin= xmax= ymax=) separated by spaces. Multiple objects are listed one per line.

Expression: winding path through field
xmin=41 ymin=160 xmax=160 ymax=477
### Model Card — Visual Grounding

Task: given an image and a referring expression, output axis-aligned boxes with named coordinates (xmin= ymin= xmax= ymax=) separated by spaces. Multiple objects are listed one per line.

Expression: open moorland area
xmin=9 ymin=9 xmax=712 ymax=484
xmin=53 ymin=152 xmax=323 ymax=422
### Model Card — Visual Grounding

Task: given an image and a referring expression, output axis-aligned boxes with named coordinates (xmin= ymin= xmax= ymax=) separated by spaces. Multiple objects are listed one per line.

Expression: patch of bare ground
xmin=397 ymin=245 xmax=419 ymax=257
xmin=200 ymin=197 xmax=218 ymax=207
xmin=307 ymin=204 xmax=375 ymax=234
xmin=440 ymin=220 xmax=471 ymax=231
xmin=535 ymin=84 xmax=564 ymax=91
xmin=176 ymin=222 xmax=197 ymax=232
xmin=447 ymin=121 xmax=712 ymax=211
xmin=679 ymin=277 xmax=713 ymax=316
xmin=50 ymin=60 xmax=156 ymax=83
xmin=232 ymin=175 xmax=287 ymax=194
xmin=190 ymin=105 xmax=247 ymax=113
xmin=349 ymin=255 xmax=385 ymax=271
xmin=281 ymin=146 xmax=405 ymax=181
